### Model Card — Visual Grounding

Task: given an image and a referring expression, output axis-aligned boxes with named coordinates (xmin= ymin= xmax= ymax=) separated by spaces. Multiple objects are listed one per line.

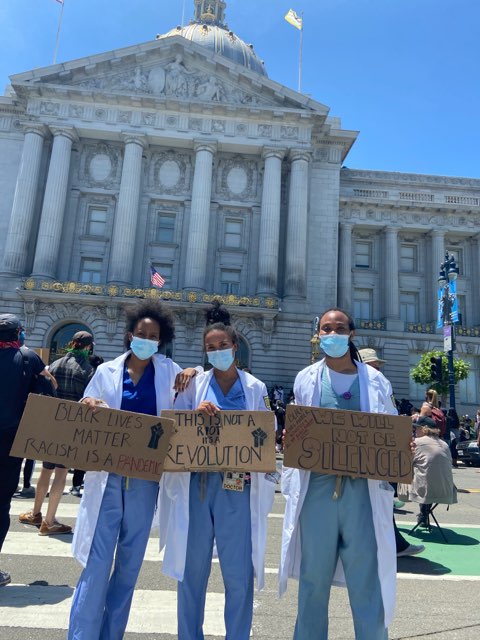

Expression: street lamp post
xmin=437 ymin=251 xmax=459 ymax=409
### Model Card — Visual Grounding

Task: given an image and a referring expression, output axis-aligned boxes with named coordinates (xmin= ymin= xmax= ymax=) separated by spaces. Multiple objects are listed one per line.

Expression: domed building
xmin=158 ymin=0 xmax=267 ymax=77
xmin=0 ymin=0 xmax=479 ymax=410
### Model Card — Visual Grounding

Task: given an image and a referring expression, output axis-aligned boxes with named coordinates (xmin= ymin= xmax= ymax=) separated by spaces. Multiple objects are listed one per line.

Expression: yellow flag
xmin=285 ymin=8 xmax=303 ymax=31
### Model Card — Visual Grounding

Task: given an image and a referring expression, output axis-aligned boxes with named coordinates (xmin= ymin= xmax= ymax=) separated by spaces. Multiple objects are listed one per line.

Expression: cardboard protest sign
xmin=161 ymin=410 xmax=276 ymax=472
xmin=10 ymin=395 xmax=175 ymax=482
xmin=284 ymin=405 xmax=413 ymax=482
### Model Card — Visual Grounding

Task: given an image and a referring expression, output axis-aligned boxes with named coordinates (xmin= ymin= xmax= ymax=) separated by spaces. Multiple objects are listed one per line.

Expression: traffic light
xmin=430 ymin=356 xmax=443 ymax=381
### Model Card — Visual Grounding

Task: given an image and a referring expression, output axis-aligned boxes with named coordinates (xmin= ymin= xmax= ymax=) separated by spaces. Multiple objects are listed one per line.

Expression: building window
xmin=87 ymin=208 xmax=107 ymax=236
xmin=80 ymin=258 xmax=102 ymax=284
xmin=354 ymin=241 xmax=372 ymax=268
xmin=152 ymin=263 xmax=173 ymax=290
xmin=400 ymin=244 xmax=417 ymax=272
xmin=446 ymin=247 xmax=464 ymax=276
xmin=400 ymin=292 xmax=419 ymax=323
xmin=224 ymin=219 xmax=243 ymax=249
xmin=220 ymin=269 xmax=241 ymax=295
xmin=156 ymin=213 xmax=175 ymax=243
xmin=353 ymin=289 xmax=372 ymax=320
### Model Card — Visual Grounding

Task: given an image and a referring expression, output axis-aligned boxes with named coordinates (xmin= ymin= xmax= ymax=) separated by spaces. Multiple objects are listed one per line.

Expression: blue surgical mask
xmin=19 ymin=330 xmax=25 ymax=346
xmin=320 ymin=334 xmax=350 ymax=358
xmin=207 ymin=348 xmax=235 ymax=371
xmin=130 ymin=336 xmax=159 ymax=360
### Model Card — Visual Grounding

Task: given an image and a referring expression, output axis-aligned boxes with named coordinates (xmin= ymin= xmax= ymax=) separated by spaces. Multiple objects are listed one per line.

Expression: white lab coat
xmin=158 ymin=368 xmax=275 ymax=591
xmin=72 ymin=352 xmax=182 ymax=567
xmin=279 ymin=359 xmax=398 ymax=627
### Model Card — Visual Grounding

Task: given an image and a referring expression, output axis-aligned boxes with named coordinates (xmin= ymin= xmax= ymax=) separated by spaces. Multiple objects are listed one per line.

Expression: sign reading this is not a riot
xmin=283 ymin=404 xmax=413 ymax=483
xmin=161 ymin=410 xmax=276 ymax=472
xmin=10 ymin=395 xmax=175 ymax=482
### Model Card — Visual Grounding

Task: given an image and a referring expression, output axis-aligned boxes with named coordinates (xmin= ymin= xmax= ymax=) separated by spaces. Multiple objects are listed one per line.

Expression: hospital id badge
xmin=223 ymin=472 xmax=245 ymax=492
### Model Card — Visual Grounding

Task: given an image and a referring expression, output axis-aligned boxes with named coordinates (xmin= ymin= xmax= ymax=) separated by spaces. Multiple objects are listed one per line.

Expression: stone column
xmin=256 ymin=147 xmax=285 ymax=295
xmin=32 ymin=127 xmax=77 ymax=279
xmin=108 ymin=135 xmax=147 ymax=285
xmin=2 ymin=125 xmax=47 ymax=274
xmin=284 ymin=149 xmax=310 ymax=298
xmin=183 ymin=141 xmax=216 ymax=291
xmin=384 ymin=226 xmax=400 ymax=322
xmin=338 ymin=222 xmax=354 ymax=309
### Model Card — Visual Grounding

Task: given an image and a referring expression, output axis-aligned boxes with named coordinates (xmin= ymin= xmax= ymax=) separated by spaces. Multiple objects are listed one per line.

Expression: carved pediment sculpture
xmin=71 ymin=55 xmax=266 ymax=106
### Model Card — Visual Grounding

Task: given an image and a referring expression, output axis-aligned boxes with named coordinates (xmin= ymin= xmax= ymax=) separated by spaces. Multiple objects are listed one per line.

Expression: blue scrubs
xmin=69 ymin=362 xmax=160 ymax=640
xmin=178 ymin=375 xmax=254 ymax=640
xmin=294 ymin=370 xmax=387 ymax=640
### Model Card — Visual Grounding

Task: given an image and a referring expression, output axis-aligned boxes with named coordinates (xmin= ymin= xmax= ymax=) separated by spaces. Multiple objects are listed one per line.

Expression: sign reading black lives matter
xmin=161 ymin=410 xmax=276 ymax=472
xmin=10 ymin=395 xmax=176 ymax=482
xmin=284 ymin=405 xmax=413 ymax=483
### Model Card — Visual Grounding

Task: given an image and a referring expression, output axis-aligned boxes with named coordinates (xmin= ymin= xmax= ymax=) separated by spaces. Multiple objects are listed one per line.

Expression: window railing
xmin=405 ymin=322 xmax=435 ymax=334
xmin=456 ymin=326 xmax=480 ymax=337
xmin=356 ymin=318 xmax=386 ymax=331
xmin=22 ymin=278 xmax=279 ymax=309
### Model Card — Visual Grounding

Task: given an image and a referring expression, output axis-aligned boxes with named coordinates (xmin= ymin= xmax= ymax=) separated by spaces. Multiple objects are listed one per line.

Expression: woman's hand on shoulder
xmin=174 ymin=368 xmax=198 ymax=393
xmin=196 ymin=400 xmax=219 ymax=416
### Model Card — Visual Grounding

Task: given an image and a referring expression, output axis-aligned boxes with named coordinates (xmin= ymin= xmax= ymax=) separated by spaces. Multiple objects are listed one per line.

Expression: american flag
xmin=150 ymin=265 xmax=165 ymax=289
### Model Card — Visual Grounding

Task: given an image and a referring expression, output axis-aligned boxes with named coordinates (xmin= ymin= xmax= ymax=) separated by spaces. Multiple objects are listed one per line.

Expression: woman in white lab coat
xmin=69 ymin=300 xmax=197 ymax=640
xmin=159 ymin=301 xmax=276 ymax=640
xmin=279 ymin=308 xmax=398 ymax=640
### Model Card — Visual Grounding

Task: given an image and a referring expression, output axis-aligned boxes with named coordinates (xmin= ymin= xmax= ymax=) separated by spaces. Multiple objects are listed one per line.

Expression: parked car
xmin=456 ymin=440 xmax=480 ymax=466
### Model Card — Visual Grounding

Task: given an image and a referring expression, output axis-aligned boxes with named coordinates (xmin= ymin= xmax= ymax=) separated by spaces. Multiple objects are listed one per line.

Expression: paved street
xmin=0 ymin=463 xmax=479 ymax=640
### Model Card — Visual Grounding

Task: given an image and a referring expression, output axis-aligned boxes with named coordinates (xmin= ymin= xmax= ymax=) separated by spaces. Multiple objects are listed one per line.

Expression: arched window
xmin=49 ymin=323 xmax=92 ymax=364
xmin=235 ymin=336 xmax=250 ymax=370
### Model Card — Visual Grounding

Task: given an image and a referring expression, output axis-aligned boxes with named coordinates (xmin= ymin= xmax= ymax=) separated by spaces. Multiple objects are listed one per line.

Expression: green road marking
xmin=398 ymin=526 xmax=480 ymax=577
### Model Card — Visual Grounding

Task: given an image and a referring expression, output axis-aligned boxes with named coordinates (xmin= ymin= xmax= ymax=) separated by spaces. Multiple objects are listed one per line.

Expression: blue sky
xmin=1 ymin=0 xmax=478 ymax=178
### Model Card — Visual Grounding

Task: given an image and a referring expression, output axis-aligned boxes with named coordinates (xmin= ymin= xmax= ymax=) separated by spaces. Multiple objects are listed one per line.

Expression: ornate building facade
xmin=1 ymin=1 xmax=480 ymax=409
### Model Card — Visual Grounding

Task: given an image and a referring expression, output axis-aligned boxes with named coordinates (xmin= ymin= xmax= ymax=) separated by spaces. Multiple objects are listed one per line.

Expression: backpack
xmin=431 ymin=407 xmax=446 ymax=437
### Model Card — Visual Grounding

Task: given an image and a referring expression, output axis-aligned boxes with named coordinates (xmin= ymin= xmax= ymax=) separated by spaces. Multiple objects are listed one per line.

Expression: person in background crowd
xmin=410 ymin=415 xmax=457 ymax=527
xmin=425 ymin=389 xmax=446 ymax=438
xmin=70 ymin=354 xmax=105 ymax=498
xmin=359 ymin=348 xmax=424 ymax=558
xmin=448 ymin=408 xmax=460 ymax=467
xmin=159 ymin=301 xmax=275 ymax=640
xmin=19 ymin=331 xmax=95 ymax=535
xmin=474 ymin=409 xmax=480 ymax=438
xmin=281 ymin=308 xmax=397 ymax=640
xmin=0 ymin=314 xmax=52 ymax=587
xmin=274 ymin=400 xmax=286 ymax=453
xmin=68 ymin=300 xmax=198 ymax=640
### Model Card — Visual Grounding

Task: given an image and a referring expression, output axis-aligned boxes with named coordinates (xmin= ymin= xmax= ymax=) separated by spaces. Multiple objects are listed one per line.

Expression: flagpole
xmin=298 ymin=12 xmax=304 ymax=93
xmin=181 ymin=0 xmax=186 ymax=27
xmin=53 ymin=0 xmax=65 ymax=65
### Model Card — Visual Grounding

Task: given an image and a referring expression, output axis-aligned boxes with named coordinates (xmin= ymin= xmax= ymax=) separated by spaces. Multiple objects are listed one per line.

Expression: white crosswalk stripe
xmin=1 ymin=584 xmax=227 ymax=635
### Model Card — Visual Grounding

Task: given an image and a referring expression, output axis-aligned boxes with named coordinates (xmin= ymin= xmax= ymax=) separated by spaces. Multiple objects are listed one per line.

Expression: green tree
xmin=410 ymin=350 xmax=470 ymax=396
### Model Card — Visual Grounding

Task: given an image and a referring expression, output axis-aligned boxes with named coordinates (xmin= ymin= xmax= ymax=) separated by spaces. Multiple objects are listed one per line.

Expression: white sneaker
xmin=397 ymin=544 xmax=425 ymax=557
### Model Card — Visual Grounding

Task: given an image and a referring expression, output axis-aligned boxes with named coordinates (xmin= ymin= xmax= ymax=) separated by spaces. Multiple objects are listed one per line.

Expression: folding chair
xmin=409 ymin=503 xmax=449 ymax=543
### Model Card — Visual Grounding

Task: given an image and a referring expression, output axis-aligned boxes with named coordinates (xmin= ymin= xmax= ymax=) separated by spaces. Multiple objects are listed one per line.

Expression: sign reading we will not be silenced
xmin=10 ymin=395 xmax=175 ymax=482
xmin=161 ymin=410 xmax=276 ymax=472
xmin=284 ymin=405 xmax=413 ymax=483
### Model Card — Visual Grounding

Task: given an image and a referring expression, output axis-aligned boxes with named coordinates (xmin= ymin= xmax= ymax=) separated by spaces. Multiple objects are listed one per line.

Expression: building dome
xmin=157 ymin=1 xmax=267 ymax=77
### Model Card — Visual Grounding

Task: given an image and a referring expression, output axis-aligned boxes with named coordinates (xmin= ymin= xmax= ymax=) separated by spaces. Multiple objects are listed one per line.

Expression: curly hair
xmin=203 ymin=299 xmax=238 ymax=346
xmin=123 ymin=300 xmax=175 ymax=351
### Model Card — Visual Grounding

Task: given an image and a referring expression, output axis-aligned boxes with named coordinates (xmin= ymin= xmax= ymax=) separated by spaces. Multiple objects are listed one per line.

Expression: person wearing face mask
xmin=280 ymin=308 xmax=398 ymax=640
xmin=68 ymin=300 xmax=199 ymax=640
xmin=158 ymin=300 xmax=275 ymax=640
